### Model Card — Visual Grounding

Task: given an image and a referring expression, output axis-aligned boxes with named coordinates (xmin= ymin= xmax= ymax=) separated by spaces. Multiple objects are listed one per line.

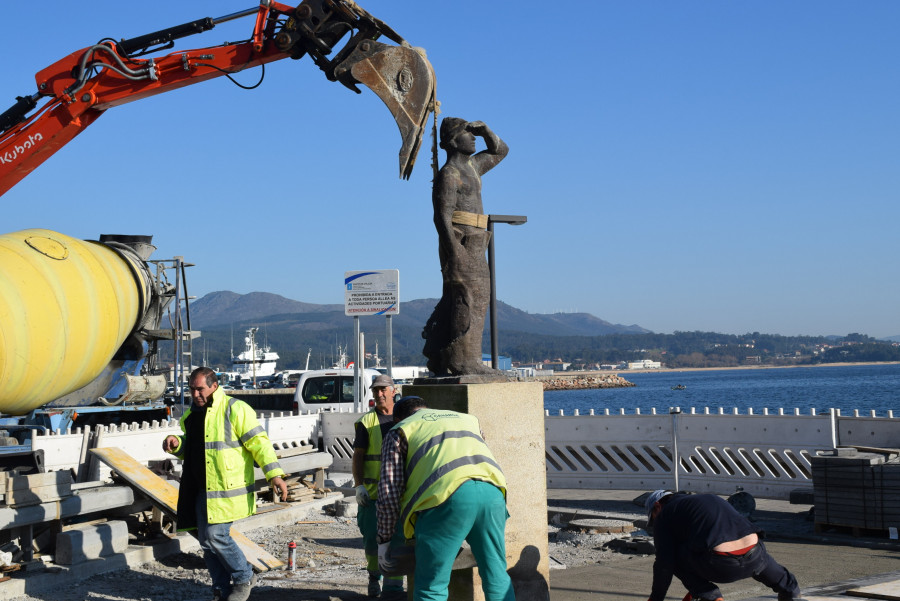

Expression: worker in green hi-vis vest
xmin=353 ymin=374 xmax=406 ymax=600
xmin=376 ymin=396 xmax=514 ymax=601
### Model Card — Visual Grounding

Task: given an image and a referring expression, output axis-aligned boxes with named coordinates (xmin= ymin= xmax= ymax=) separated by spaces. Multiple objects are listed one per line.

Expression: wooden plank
xmin=90 ymin=447 xmax=283 ymax=571
xmin=275 ymin=446 xmax=316 ymax=459
xmin=846 ymin=579 xmax=900 ymax=601
xmin=90 ymin=448 xmax=178 ymax=515
xmin=232 ymin=530 xmax=283 ymax=571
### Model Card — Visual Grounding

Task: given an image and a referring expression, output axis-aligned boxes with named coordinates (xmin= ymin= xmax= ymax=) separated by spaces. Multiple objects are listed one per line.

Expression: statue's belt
xmin=451 ymin=211 xmax=488 ymax=229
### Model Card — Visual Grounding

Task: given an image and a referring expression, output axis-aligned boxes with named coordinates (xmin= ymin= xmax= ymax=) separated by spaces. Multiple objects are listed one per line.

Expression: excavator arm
xmin=0 ymin=0 xmax=435 ymax=196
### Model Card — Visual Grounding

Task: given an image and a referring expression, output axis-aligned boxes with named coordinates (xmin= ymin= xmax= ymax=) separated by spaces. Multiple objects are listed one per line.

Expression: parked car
xmin=293 ymin=368 xmax=381 ymax=413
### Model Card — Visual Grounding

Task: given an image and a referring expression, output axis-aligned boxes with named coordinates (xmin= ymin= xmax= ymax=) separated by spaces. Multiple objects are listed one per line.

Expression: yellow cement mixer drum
xmin=0 ymin=229 xmax=142 ymax=415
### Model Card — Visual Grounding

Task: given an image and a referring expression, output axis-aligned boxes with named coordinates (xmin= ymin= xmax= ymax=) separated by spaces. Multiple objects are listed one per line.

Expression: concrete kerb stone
xmin=0 ymin=492 xmax=342 ymax=601
xmin=55 ymin=520 xmax=128 ymax=565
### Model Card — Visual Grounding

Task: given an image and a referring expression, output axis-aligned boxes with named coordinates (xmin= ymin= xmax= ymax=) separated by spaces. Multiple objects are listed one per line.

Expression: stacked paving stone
xmin=812 ymin=447 xmax=900 ymax=534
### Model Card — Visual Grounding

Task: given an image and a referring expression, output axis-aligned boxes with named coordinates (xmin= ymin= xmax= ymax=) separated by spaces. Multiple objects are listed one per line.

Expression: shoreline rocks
xmin=538 ymin=374 xmax=636 ymax=391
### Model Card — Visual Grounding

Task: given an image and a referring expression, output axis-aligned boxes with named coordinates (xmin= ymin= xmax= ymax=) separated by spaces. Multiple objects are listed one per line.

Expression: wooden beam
xmin=90 ymin=447 xmax=283 ymax=571
xmin=847 ymin=580 xmax=900 ymax=601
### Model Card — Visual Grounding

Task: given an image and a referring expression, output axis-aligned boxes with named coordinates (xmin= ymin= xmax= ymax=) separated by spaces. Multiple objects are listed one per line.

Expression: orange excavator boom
xmin=0 ymin=0 xmax=436 ymax=195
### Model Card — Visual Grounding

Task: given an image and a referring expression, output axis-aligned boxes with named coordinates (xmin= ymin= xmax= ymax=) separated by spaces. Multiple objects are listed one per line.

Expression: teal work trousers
xmin=358 ymin=501 xmax=404 ymax=590
xmin=412 ymin=480 xmax=514 ymax=601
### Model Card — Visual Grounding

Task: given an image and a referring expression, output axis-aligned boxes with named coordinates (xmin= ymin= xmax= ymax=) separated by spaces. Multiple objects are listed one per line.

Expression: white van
xmin=292 ymin=368 xmax=382 ymax=413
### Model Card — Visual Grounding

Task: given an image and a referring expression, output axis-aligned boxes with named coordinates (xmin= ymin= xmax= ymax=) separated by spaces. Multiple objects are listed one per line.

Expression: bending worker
xmin=163 ymin=367 xmax=288 ymax=601
xmin=645 ymin=490 xmax=801 ymax=601
xmin=376 ymin=396 xmax=515 ymax=601
xmin=353 ymin=374 xmax=405 ymax=600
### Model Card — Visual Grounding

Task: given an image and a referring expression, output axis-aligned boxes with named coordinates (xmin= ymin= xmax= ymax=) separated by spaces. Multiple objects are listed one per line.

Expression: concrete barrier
xmin=55 ymin=520 xmax=128 ymax=565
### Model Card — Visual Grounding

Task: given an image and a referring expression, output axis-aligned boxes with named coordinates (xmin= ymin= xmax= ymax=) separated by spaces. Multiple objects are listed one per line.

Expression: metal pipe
xmin=359 ymin=331 xmax=366 ymax=412
xmin=353 ymin=317 xmax=361 ymax=412
xmin=386 ymin=315 xmax=393 ymax=379
xmin=670 ymin=407 xmax=682 ymax=491
xmin=486 ymin=215 xmax=526 ymax=371
xmin=488 ymin=221 xmax=498 ymax=369
xmin=213 ymin=7 xmax=260 ymax=25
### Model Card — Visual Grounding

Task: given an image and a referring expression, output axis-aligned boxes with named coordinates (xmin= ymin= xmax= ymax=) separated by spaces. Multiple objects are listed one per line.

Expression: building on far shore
xmin=627 ymin=359 xmax=661 ymax=370
xmin=481 ymin=354 xmax=512 ymax=371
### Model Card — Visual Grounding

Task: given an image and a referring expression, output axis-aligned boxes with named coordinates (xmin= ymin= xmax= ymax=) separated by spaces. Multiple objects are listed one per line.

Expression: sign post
xmin=344 ymin=270 xmax=400 ymax=410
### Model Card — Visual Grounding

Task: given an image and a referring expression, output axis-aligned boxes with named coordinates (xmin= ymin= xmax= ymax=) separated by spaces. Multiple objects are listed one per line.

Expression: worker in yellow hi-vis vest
xmin=375 ymin=396 xmax=514 ymax=601
xmin=163 ymin=367 xmax=287 ymax=601
xmin=353 ymin=374 xmax=406 ymax=600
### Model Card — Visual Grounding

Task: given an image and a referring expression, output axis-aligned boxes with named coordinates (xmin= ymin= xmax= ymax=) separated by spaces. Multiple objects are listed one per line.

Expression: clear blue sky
xmin=2 ymin=2 xmax=898 ymax=338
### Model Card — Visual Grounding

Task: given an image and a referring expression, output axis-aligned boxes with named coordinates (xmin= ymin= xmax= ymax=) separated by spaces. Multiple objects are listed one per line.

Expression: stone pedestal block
xmin=56 ymin=520 xmax=128 ymax=565
xmin=404 ymin=381 xmax=549 ymax=601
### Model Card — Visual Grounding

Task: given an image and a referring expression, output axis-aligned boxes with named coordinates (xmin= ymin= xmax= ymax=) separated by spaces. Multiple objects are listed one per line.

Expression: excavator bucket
xmin=335 ymin=41 xmax=436 ymax=179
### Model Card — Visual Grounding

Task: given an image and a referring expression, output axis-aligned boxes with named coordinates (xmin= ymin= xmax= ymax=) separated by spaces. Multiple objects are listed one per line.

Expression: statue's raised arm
xmin=462 ymin=120 xmax=509 ymax=176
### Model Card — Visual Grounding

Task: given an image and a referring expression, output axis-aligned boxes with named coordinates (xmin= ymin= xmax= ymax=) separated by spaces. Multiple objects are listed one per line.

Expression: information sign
xmin=344 ymin=270 xmax=400 ymax=316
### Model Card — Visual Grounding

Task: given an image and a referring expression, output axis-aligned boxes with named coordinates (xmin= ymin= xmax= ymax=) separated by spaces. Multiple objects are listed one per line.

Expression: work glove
xmin=356 ymin=485 xmax=370 ymax=507
xmin=378 ymin=542 xmax=397 ymax=575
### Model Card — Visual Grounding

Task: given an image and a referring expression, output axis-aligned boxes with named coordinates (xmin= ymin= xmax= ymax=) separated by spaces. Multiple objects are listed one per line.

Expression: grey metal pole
xmin=386 ymin=315 xmax=393 ymax=379
xmin=354 ymin=317 xmax=360 ymax=411
xmin=488 ymin=220 xmax=498 ymax=370
xmin=174 ymin=257 xmax=185 ymax=411
xmin=670 ymin=407 xmax=682 ymax=491
xmin=359 ymin=331 xmax=366 ymax=413
xmin=486 ymin=215 xmax=526 ymax=371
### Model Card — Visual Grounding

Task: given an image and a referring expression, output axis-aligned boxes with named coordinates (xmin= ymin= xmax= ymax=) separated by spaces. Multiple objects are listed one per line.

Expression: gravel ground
xmin=3 ymin=497 xmax=651 ymax=601
xmin=4 ymin=493 xmax=817 ymax=601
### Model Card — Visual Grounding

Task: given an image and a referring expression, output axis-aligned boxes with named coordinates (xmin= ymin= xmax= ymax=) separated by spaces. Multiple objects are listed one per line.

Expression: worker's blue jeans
xmin=676 ymin=541 xmax=800 ymax=601
xmin=412 ymin=480 xmax=514 ymax=601
xmin=195 ymin=495 xmax=253 ymax=593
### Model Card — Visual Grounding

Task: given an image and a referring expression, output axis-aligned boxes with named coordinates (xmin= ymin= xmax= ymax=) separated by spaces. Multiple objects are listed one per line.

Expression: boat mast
xmin=248 ymin=327 xmax=258 ymax=388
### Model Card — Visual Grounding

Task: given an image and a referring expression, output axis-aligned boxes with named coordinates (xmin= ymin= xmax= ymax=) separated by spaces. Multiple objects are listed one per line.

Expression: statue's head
xmin=439 ymin=117 xmax=468 ymax=150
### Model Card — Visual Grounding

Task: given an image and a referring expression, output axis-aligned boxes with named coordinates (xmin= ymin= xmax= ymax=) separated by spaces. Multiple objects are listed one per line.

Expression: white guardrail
xmin=30 ymin=412 xmax=320 ymax=483
xmin=545 ymin=407 xmax=900 ymax=500
xmin=27 ymin=407 xmax=900 ymax=501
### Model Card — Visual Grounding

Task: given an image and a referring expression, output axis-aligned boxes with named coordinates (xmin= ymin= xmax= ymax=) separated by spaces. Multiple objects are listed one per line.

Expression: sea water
xmin=543 ymin=363 xmax=900 ymax=416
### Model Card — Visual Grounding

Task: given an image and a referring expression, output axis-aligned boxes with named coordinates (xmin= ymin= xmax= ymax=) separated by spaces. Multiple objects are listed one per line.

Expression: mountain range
xmin=189 ymin=291 xmax=649 ymax=336
xmin=184 ymin=291 xmax=649 ymax=369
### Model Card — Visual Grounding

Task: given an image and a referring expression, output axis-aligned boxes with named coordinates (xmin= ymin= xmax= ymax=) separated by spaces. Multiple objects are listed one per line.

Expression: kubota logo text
xmin=0 ymin=133 xmax=43 ymax=165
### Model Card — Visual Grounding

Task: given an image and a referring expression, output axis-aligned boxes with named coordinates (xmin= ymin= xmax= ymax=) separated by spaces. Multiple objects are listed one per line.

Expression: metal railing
xmin=545 ymin=407 xmax=898 ymax=499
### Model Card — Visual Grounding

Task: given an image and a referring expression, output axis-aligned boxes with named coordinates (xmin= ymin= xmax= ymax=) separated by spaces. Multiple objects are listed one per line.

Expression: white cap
xmin=645 ymin=489 xmax=673 ymax=517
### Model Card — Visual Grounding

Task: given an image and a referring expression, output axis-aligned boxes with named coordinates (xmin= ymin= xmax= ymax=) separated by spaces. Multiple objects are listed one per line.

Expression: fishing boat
xmin=230 ymin=327 xmax=279 ymax=379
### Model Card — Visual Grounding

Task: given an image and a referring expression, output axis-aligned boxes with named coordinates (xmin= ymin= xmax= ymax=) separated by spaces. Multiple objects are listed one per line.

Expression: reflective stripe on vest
xmin=180 ymin=387 xmax=284 ymax=524
xmin=397 ymin=409 xmax=506 ymax=539
xmin=356 ymin=410 xmax=384 ymax=499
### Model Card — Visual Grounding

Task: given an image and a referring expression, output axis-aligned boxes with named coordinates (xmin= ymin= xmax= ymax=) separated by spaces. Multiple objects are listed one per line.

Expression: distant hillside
xmin=182 ymin=291 xmax=650 ymax=369
xmin=189 ymin=291 xmax=649 ymax=336
xmin=491 ymin=303 xmax=647 ymax=336
xmin=189 ymin=291 xmax=343 ymax=327
xmin=175 ymin=292 xmax=897 ymax=370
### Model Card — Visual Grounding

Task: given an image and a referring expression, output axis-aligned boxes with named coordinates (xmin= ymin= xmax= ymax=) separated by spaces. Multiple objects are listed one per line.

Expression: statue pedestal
xmin=404 ymin=381 xmax=550 ymax=601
